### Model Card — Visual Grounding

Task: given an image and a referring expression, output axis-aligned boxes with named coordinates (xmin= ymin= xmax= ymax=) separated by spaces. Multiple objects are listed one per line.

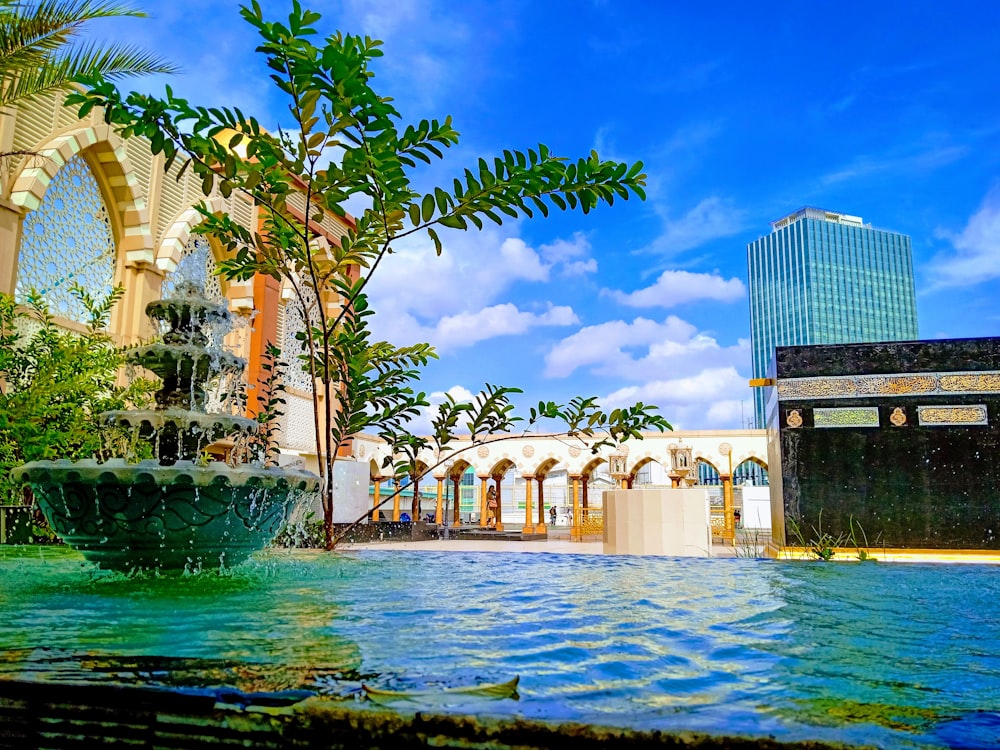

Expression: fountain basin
xmin=13 ymin=459 xmax=319 ymax=570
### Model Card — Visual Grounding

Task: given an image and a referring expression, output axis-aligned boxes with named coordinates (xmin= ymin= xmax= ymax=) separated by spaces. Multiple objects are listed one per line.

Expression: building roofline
xmin=769 ymin=206 xmax=869 ymax=231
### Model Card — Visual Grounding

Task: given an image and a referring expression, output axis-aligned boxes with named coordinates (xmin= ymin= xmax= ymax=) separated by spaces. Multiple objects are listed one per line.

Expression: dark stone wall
xmin=771 ymin=337 xmax=1000 ymax=550
xmin=775 ymin=337 xmax=1000 ymax=378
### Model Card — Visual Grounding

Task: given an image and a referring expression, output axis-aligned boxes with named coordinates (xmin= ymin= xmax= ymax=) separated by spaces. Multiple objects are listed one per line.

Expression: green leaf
xmin=421 ymin=193 xmax=435 ymax=223
xmin=438 ymin=214 xmax=466 ymax=230
xmin=427 ymin=227 xmax=443 ymax=256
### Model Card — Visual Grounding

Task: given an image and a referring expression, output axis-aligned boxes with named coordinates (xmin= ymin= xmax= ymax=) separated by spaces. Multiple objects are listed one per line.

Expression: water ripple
xmin=2 ymin=546 xmax=999 ymax=748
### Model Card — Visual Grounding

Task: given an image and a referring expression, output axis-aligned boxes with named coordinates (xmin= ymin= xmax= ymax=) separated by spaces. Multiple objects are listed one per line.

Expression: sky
xmin=91 ymin=1 xmax=1000 ymax=432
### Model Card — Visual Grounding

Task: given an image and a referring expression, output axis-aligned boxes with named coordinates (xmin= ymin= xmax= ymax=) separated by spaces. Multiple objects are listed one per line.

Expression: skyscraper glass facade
xmin=747 ymin=208 xmax=919 ymax=426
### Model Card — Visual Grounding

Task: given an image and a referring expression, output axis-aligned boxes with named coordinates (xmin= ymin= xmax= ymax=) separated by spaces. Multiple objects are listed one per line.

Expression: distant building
xmin=747 ymin=207 xmax=919 ymax=426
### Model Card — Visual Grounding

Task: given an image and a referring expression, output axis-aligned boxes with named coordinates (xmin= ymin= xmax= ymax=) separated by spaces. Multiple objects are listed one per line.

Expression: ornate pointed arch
xmin=443 ymin=457 xmax=474 ymax=480
xmin=580 ymin=455 xmax=608 ymax=476
xmin=155 ymin=198 xmax=254 ymax=311
xmin=9 ymin=125 xmax=152 ymax=264
xmin=530 ymin=457 xmax=561 ymax=478
xmin=155 ymin=198 xmax=225 ymax=273
xmin=486 ymin=457 xmax=518 ymax=478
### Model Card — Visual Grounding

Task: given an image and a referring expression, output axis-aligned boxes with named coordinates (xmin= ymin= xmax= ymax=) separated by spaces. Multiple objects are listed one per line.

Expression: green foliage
xmin=0 ymin=0 xmax=176 ymax=107
xmin=733 ymin=527 xmax=767 ymax=559
xmin=0 ymin=286 xmax=154 ymax=504
xmin=239 ymin=342 xmax=287 ymax=467
xmin=67 ymin=1 xmax=667 ymax=549
xmin=786 ymin=512 xmax=884 ymax=562
xmin=787 ymin=511 xmax=845 ymax=561
xmin=847 ymin=515 xmax=880 ymax=562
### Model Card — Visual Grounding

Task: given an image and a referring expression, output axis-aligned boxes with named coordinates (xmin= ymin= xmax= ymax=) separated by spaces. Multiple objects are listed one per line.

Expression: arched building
xmin=354 ymin=429 xmax=768 ymax=538
xmin=0 ymin=90 xmax=352 ymax=472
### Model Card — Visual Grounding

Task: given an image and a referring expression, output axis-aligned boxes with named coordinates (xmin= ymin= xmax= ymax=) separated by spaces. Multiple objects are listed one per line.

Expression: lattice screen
xmin=16 ymin=155 xmax=115 ymax=322
xmin=280 ymin=393 xmax=318 ymax=451
xmin=280 ymin=280 xmax=319 ymax=394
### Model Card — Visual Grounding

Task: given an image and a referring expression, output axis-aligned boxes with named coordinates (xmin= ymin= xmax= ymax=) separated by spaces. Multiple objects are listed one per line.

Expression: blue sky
xmin=94 ymin=1 xmax=1000 ymax=430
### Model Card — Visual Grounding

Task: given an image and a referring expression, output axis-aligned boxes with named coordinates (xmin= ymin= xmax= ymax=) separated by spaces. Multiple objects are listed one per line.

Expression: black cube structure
xmin=766 ymin=337 xmax=1000 ymax=550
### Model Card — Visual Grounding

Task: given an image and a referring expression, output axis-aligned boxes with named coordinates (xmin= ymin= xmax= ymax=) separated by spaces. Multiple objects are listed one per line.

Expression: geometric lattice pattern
xmin=280 ymin=392 xmax=319 ymax=451
xmin=16 ymin=154 xmax=115 ymax=322
xmin=280 ymin=279 xmax=319 ymax=394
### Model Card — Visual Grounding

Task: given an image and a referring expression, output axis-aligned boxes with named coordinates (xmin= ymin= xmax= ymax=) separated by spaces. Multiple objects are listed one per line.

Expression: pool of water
xmin=1 ymin=546 xmax=998 ymax=749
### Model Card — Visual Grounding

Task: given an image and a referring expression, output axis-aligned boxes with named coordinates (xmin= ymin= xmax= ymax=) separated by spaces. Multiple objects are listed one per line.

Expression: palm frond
xmin=0 ymin=1 xmax=146 ymax=59
xmin=0 ymin=1 xmax=175 ymax=106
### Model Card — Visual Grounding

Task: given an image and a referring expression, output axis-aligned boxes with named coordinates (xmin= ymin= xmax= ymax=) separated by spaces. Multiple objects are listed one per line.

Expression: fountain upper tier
xmin=121 ymin=286 xmax=256 ymax=462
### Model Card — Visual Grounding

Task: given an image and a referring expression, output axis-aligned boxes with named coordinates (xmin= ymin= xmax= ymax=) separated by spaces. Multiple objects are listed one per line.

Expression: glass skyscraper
xmin=747 ymin=207 xmax=919 ymax=426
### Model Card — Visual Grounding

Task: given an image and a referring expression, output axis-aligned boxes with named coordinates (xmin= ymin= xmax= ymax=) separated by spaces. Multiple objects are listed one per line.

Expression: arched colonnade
xmin=353 ymin=430 xmax=768 ymax=539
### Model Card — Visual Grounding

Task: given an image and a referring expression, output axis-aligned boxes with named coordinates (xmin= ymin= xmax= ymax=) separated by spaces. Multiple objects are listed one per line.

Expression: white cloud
xmin=366 ymin=228 xmax=592 ymax=349
xmin=642 ymin=197 xmax=745 ymax=257
xmin=401 ymin=384 xmax=476 ymax=436
xmin=377 ymin=303 xmax=578 ymax=352
xmin=600 ymin=367 xmax=752 ymax=430
xmin=539 ymin=233 xmax=598 ymax=277
xmin=366 ymin=229 xmax=547 ymax=318
xmin=344 ymin=0 xmax=423 ymax=42
xmin=822 ymin=145 xmax=968 ymax=186
xmin=544 ymin=317 xmax=693 ymax=378
xmin=927 ymin=188 xmax=1000 ymax=289
xmin=603 ymin=269 xmax=745 ymax=308
xmin=434 ymin=304 xmax=578 ymax=349
xmin=543 ymin=316 xmax=748 ymax=381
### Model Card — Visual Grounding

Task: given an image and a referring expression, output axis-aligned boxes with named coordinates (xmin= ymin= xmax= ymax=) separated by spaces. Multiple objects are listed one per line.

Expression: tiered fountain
xmin=14 ymin=282 xmax=320 ymax=571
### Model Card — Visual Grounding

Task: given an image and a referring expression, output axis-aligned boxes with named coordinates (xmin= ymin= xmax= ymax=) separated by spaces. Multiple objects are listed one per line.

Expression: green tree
xmin=69 ymin=1 xmax=671 ymax=549
xmin=0 ymin=287 xmax=153 ymax=504
xmin=0 ymin=0 xmax=176 ymax=108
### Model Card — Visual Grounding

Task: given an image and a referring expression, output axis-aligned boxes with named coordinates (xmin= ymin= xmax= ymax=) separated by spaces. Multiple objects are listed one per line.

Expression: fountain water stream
xmin=13 ymin=282 xmax=319 ymax=571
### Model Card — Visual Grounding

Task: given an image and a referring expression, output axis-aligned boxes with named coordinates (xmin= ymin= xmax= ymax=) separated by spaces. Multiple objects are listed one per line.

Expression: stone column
xmin=492 ymin=475 xmax=504 ymax=532
xmin=435 ymin=477 xmax=444 ymax=524
xmin=522 ymin=475 xmax=535 ymax=534
xmin=392 ymin=477 xmax=401 ymax=522
xmin=452 ymin=475 xmax=462 ymax=526
xmin=246 ymin=272 xmax=281 ymax=416
xmin=721 ymin=473 xmax=734 ymax=542
xmin=536 ymin=476 xmax=547 ymax=532
xmin=570 ymin=475 xmax=582 ymax=542
xmin=479 ymin=476 xmax=489 ymax=527
xmin=0 ymin=198 xmax=23 ymax=297
xmin=371 ymin=476 xmax=382 ymax=522
xmin=114 ymin=262 xmax=164 ymax=345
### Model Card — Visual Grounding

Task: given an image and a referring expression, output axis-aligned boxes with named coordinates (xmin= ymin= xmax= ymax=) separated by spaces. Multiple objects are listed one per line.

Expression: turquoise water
xmin=1 ymin=546 xmax=999 ymax=748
